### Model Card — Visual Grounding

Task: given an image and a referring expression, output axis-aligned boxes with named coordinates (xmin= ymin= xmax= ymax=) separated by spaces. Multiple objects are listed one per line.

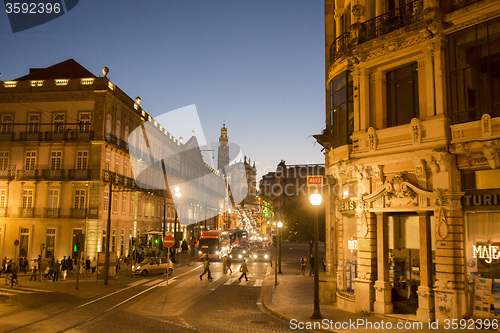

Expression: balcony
xmin=123 ymin=176 xmax=136 ymax=189
xmin=43 ymin=208 xmax=61 ymax=218
xmin=359 ymin=0 xmax=423 ymax=44
xmin=0 ymin=168 xmax=15 ymax=180
xmin=16 ymin=169 xmax=39 ymax=180
xmin=19 ymin=132 xmax=43 ymax=141
xmin=330 ymin=32 xmax=352 ymax=64
xmin=449 ymin=0 xmax=481 ymax=11
xmin=41 ymin=169 xmax=65 ymax=180
xmin=19 ymin=207 xmax=34 ymax=218
xmin=106 ymin=134 xmax=118 ymax=145
xmin=70 ymin=208 xmax=87 ymax=219
xmin=118 ymin=138 xmax=128 ymax=150
xmin=0 ymin=207 xmax=7 ymax=217
xmin=67 ymin=169 xmax=90 ymax=180
xmin=43 ymin=131 xmax=68 ymax=141
xmin=69 ymin=130 xmax=94 ymax=141
xmin=0 ymin=132 xmax=15 ymax=141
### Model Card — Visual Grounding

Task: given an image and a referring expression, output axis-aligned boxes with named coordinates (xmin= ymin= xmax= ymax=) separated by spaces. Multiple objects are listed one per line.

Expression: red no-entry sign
xmin=163 ymin=235 xmax=175 ymax=248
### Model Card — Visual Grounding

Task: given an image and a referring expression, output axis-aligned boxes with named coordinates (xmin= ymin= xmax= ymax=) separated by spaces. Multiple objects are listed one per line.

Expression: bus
xmin=197 ymin=230 xmax=230 ymax=260
xmin=225 ymin=229 xmax=248 ymax=248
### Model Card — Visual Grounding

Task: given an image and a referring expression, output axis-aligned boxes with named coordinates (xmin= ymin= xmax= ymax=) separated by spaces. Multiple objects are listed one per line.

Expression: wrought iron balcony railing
xmin=359 ymin=0 xmax=423 ymax=44
xmin=19 ymin=131 xmax=43 ymax=141
xmin=330 ymin=31 xmax=352 ymax=64
xmin=43 ymin=208 xmax=61 ymax=218
xmin=0 ymin=132 xmax=15 ymax=141
xmin=0 ymin=168 xmax=15 ymax=180
xmin=0 ymin=207 xmax=7 ymax=217
xmin=67 ymin=169 xmax=90 ymax=180
xmin=17 ymin=169 xmax=39 ymax=180
xmin=19 ymin=207 xmax=34 ymax=218
xmin=41 ymin=169 xmax=65 ymax=180
xmin=70 ymin=208 xmax=87 ymax=219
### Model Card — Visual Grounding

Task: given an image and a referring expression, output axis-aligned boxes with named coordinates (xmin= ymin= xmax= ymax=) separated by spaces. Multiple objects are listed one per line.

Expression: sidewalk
xmin=260 ymin=253 xmax=494 ymax=333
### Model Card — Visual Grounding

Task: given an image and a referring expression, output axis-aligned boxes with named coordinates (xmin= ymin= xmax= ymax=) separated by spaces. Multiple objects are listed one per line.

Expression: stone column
xmin=417 ymin=212 xmax=435 ymax=321
xmin=374 ymin=212 xmax=393 ymax=314
xmin=375 ymin=0 xmax=384 ymax=17
xmin=355 ymin=212 xmax=377 ymax=313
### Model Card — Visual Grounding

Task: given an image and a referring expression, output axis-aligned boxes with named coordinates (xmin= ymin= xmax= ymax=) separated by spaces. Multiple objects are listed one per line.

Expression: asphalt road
xmin=0 ymin=247 xmax=315 ymax=333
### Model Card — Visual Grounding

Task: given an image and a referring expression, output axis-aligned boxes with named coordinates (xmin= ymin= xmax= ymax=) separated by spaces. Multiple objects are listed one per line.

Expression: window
xmin=105 ymin=152 xmax=110 ymax=171
xmin=53 ymin=113 xmax=65 ymax=134
xmin=28 ymin=114 xmax=40 ymax=134
xmin=449 ymin=18 xmax=500 ymax=124
xmin=0 ymin=189 xmax=6 ymax=208
xmin=113 ymin=195 xmax=118 ymax=213
xmin=102 ymin=229 xmax=107 ymax=252
xmin=130 ymin=196 xmax=135 ymax=215
xmin=104 ymin=191 xmax=109 ymax=211
xmin=22 ymin=189 xmax=33 ymax=208
xmin=123 ymin=161 xmax=128 ymax=177
xmin=50 ymin=151 xmax=62 ymax=170
xmin=124 ymin=126 xmax=129 ymax=143
xmin=329 ymin=71 xmax=354 ymax=149
xmin=112 ymin=230 xmax=116 ymax=252
xmin=77 ymin=151 xmax=88 ymax=170
xmin=386 ymin=62 xmax=419 ymax=127
xmin=122 ymin=194 xmax=127 ymax=214
xmin=115 ymin=157 xmax=120 ymax=173
xmin=105 ymin=114 xmax=112 ymax=138
xmin=25 ymin=151 xmax=36 ymax=170
xmin=74 ymin=190 xmax=86 ymax=209
xmin=116 ymin=121 xmax=121 ymax=140
xmin=79 ymin=112 xmax=91 ymax=133
xmin=48 ymin=189 xmax=59 ymax=208
xmin=1 ymin=114 xmax=13 ymax=134
xmin=19 ymin=228 xmax=29 ymax=257
xmin=45 ymin=229 xmax=56 ymax=258
xmin=0 ymin=152 xmax=9 ymax=170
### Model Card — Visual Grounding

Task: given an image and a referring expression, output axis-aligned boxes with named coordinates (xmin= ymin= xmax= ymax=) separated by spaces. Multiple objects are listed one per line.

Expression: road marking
xmin=238 ymin=279 xmax=249 ymax=286
xmin=144 ymin=278 xmax=163 ymax=287
xmin=224 ymin=278 xmax=236 ymax=285
xmin=0 ymin=291 xmax=16 ymax=296
xmin=0 ymin=288 xmax=32 ymax=294
xmin=127 ymin=279 xmax=147 ymax=287
xmin=253 ymin=279 xmax=263 ymax=287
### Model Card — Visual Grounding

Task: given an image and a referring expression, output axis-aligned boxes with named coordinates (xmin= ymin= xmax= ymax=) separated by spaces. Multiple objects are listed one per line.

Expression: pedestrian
xmin=309 ymin=254 xmax=315 ymax=276
xmin=91 ymin=257 xmax=97 ymax=276
xmin=181 ymin=240 xmax=188 ymax=254
xmin=61 ymin=256 xmax=67 ymax=281
xmin=52 ymin=259 xmax=60 ymax=282
xmin=10 ymin=262 xmax=18 ymax=287
xmin=0 ymin=256 xmax=6 ymax=276
xmin=85 ymin=257 xmax=91 ymax=277
xmin=47 ymin=256 xmax=54 ymax=281
xmin=199 ymin=254 xmax=212 ymax=280
xmin=37 ymin=255 xmax=42 ymax=281
xmin=23 ymin=257 xmax=28 ymax=274
xmin=300 ymin=255 xmax=308 ymax=276
xmin=67 ymin=256 xmax=73 ymax=276
xmin=4 ymin=259 xmax=12 ymax=285
xmin=226 ymin=255 xmax=232 ymax=274
xmin=238 ymin=259 xmax=249 ymax=282
xmin=29 ymin=259 xmax=38 ymax=281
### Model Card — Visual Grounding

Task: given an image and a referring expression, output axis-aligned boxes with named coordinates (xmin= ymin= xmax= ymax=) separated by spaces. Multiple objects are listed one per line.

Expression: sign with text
xmin=307 ymin=175 xmax=323 ymax=187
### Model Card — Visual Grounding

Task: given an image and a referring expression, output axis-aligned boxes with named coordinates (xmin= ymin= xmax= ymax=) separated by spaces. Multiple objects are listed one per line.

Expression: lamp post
xmin=310 ymin=191 xmax=323 ymax=319
xmin=104 ymin=177 xmax=113 ymax=285
xmin=277 ymin=221 xmax=283 ymax=274
xmin=173 ymin=186 xmax=181 ymax=263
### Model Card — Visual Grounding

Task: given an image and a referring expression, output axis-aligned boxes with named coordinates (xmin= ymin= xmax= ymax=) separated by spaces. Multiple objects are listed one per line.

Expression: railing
xmin=67 ymin=169 xmax=90 ymax=180
xmin=0 ymin=168 xmax=15 ymax=180
xmin=41 ymin=169 xmax=65 ymax=180
xmin=106 ymin=134 xmax=118 ymax=145
xmin=0 ymin=132 xmax=15 ymax=141
xmin=19 ymin=131 xmax=43 ymax=141
xmin=449 ymin=0 xmax=481 ymax=11
xmin=19 ymin=207 xmax=34 ymax=218
xmin=330 ymin=32 xmax=352 ymax=64
xmin=43 ymin=208 xmax=60 ymax=218
xmin=44 ymin=131 xmax=67 ymax=141
xmin=118 ymin=139 xmax=128 ymax=150
xmin=0 ymin=207 xmax=7 ymax=217
xmin=359 ymin=0 xmax=423 ymax=44
xmin=70 ymin=208 xmax=87 ymax=219
xmin=16 ymin=169 xmax=39 ymax=180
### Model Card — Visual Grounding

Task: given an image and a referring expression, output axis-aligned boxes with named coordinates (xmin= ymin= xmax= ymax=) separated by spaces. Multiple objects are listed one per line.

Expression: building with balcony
xmin=319 ymin=0 xmax=500 ymax=322
xmin=0 ymin=59 xmax=223 ymax=264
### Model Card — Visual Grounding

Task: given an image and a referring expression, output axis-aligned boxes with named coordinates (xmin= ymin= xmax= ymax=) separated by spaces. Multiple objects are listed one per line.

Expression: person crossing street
xmin=199 ymin=254 xmax=213 ymax=280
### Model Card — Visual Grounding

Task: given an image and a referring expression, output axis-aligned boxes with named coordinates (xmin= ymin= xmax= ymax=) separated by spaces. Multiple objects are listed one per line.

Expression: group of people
xmin=1 ymin=257 xmax=20 ymax=287
xmin=300 ymin=254 xmax=315 ymax=276
xmin=199 ymin=254 xmax=250 ymax=282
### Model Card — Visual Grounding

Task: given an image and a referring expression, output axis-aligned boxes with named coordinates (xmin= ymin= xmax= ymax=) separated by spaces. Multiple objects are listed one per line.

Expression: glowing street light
xmin=310 ymin=190 xmax=323 ymax=319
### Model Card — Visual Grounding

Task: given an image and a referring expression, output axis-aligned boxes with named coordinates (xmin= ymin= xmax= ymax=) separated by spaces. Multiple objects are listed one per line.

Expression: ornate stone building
xmin=319 ymin=0 xmax=500 ymax=322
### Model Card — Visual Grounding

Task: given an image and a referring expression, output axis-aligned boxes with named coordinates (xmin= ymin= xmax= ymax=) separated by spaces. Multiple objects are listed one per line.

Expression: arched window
xmin=105 ymin=114 xmax=112 ymax=139
xmin=124 ymin=126 xmax=129 ymax=143
xmin=116 ymin=120 xmax=121 ymax=140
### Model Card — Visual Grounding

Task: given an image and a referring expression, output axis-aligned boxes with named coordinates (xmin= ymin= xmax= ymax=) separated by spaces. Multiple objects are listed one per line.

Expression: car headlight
xmin=264 ymin=255 xmax=268 ymax=259
xmin=136 ymin=266 xmax=141 ymax=269
xmin=253 ymin=255 xmax=257 ymax=258
xmin=216 ymin=251 xmax=219 ymax=255
xmin=238 ymin=255 xmax=242 ymax=258
xmin=199 ymin=251 xmax=202 ymax=254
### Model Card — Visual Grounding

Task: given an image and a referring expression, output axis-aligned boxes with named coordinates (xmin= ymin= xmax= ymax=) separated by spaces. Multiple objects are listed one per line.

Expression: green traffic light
xmin=74 ymin=244 xmax=78 ymax=252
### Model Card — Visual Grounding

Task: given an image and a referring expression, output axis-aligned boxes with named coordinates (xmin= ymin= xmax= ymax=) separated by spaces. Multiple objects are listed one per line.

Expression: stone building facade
xmin=319 ymin=0 xmax=500 ymax=322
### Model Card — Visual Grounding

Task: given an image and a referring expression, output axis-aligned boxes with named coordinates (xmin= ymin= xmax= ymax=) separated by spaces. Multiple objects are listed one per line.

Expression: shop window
xmin=329 ymin=71 xmax=354 ymax=149
xmin=341 ymin=215 xmax=357 ymax=293
xmin=386 ymin=62 xmax=419 ymax=127
xmin=449 ymin=18 xmax=500 ymax=124
xmin=45 ymin=228 xmax=55 ymax=258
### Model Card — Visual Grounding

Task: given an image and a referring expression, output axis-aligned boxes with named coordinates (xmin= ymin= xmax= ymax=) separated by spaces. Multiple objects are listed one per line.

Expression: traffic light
xmin=154 ymin=238 xmax=158 ymax=245
xmin=131 ymin=237 xmax=136 ymax=247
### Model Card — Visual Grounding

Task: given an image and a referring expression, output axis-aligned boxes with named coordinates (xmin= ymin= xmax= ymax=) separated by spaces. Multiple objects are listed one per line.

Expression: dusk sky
xmin=1 ymin=1 xmax=325 ymax=179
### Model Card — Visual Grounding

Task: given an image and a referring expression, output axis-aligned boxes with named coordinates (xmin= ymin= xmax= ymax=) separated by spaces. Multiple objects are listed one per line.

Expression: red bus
xmin=225 ymin=228 xmax=248 ymax=248
xmin=197 ymin=230 xmax=230 ymax=260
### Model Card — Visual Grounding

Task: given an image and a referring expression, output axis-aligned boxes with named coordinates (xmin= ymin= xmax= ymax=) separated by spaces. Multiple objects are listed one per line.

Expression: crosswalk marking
xmin=128 ymin=279 xmax=148 ymax=287
xmin=144 ymin=278 xmax=163 ymax=287
xmin=253 ymin=279 xmax=263 ymax=287
xmin=224 ymin=278 xmax=237 ymax=286
xmin=238 ymin=279 xmax=249 ymax=286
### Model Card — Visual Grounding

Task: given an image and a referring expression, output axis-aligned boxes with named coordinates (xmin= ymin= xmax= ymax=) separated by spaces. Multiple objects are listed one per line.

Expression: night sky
xmin=1 ymin=1 xmax=325 ymax=179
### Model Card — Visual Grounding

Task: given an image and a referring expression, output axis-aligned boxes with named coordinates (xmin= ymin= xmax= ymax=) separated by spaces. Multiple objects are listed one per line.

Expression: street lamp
xmin=173 ymin=186 xmax=181 ymax=262
xmin=309 ymin=190 xmax=322 ymax=319
xmin=277 ymin=221 xmax=283 ymax=274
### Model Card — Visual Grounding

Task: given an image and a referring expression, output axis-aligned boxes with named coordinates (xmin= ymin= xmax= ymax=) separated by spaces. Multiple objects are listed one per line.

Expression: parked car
xmin=251 ymin=248 xmax=271 ymax=262
xmin=229 ymin=246 xmax=249 ymax=261
xmin=132 ymin=257 xmax=173 ymax=276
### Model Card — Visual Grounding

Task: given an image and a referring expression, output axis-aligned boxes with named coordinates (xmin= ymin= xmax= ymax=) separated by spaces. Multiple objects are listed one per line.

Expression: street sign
xmin=163 ymin=235 xmax=175 ymax=248
xmin=307 ymin=175 xmax=323 ymax=186
xmin=14 ymin=239 xmax=19 ymax=246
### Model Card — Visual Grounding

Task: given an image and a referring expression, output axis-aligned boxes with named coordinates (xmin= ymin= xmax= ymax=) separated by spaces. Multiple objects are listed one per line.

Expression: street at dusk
xmin=2 ymin=0 xmax=500 ymax=332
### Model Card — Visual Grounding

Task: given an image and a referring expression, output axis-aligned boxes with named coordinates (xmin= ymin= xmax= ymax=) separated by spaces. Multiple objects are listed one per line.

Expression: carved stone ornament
xmin=411 ymin=118 xmax=421 ymax=144
xmin=360 ymin=211 xmax=369 ymax=238
xmin=482 ymin=113 xmax=492 ymax=137
xmin=367 ymin=127 xmax=377 ymax=151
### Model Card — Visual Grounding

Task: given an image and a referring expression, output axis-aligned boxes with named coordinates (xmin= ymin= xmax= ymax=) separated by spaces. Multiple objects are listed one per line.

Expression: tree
xmin=282 ymin=199 xmax=325 ymax=255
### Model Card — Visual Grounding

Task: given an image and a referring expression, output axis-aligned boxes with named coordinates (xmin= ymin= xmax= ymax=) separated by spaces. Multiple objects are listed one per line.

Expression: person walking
xmin=52 ymin=259 xmax=60 ymax=282
xmin=91 ymin=257 xmax=97 ymax=276
xmin=4 ymin=259 xmax=12 ymax=285
xmin=199 ymin=254 xmax=212 ymax=280
xmin=226 ymin=255 xmax=233 ymax=274
xmin=238 ymin=259 xmax=249 ymax=282
xmin=10 ymin=262 xmax=18 ymax=287
xmin=0 ymin=257 xmax=6 ymax=276
xmin=29 ymin=259 xmax=38 ymax=281
xmin=300 ymin=255 xmax=308 ymax=276
xmin=309 ymin=254 xmax=315 ymax=277
xmin=61 ymin=256 xmax=67 ymax=281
